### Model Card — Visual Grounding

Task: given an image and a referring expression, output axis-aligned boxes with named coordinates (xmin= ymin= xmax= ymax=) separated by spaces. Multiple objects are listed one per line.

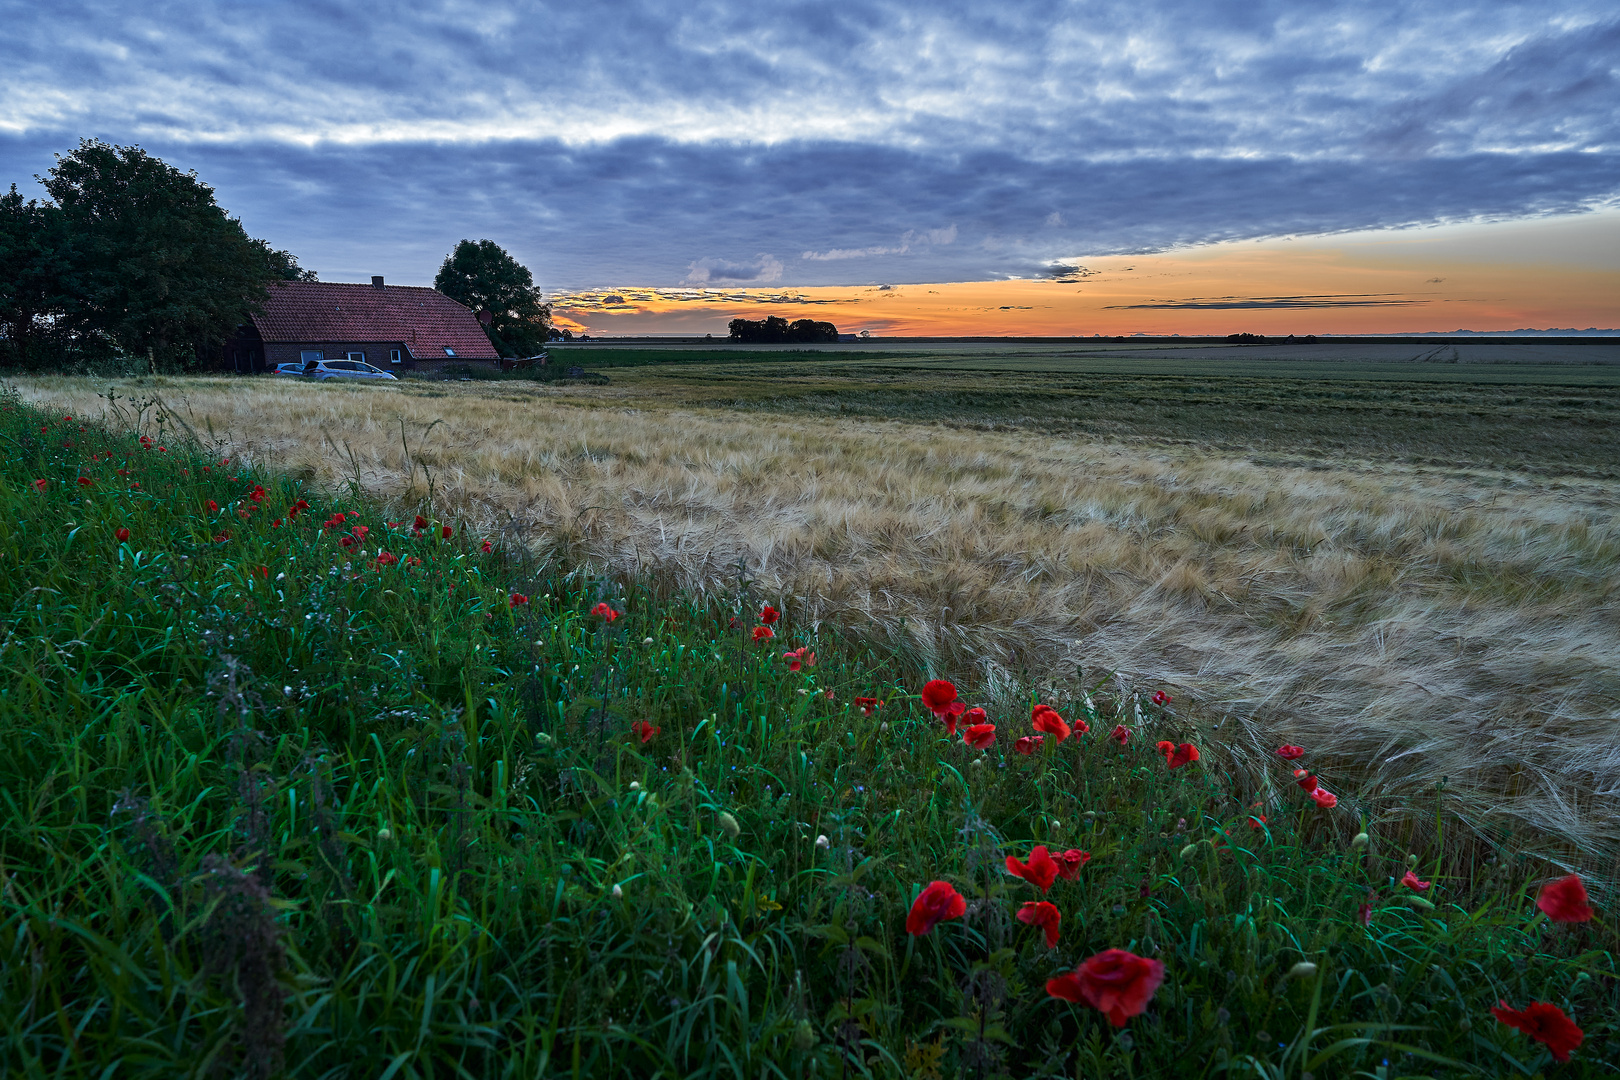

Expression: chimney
xmin=371 ymin=275 xmax=385 ymax=289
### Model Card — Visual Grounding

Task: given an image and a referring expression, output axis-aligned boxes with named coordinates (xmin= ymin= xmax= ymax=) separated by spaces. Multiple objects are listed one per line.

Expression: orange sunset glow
xmin=550 ymin=211 xmax=1620 ymax=337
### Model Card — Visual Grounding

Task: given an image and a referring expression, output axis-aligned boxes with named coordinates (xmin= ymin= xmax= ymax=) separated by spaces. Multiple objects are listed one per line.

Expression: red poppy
xmin=1046 ymin=949 xmax=1166 ymax=1027
xmin=1006 ymin=845 xmax=1059 ymax=893
xmin=441 ymin=525 xmax=453 ymax=539
xmin=920 ymin=679 xmax=958 ymax=714
xmin=346 ymin=511 xmax=360 ymax=520
xmin=289 ymin=499 xmax=309 ymax=518
xmin=1100 ymin=724 xmax=1126 ymax=746
xmin=759 ymin=605 xmax=780 ymax=624
xmin=1359 ymin=899 xmax=1374 ymax=925
xmin=855 ymin=697 xmax=882 ymax=717
xmin=1536 ymin=874 xmax=1594 ymax=923
xmin=1160 ymin=742 xmax=1199 ymax=770
xmin=1400 ymin=870 xmax=1430 ymax=892
xmin=32 ymin=478 xmax=46 ymax=491
xmin=350 ymin=525 xmax=370 ymax=541
xmin=481 ymin=539 xmax=493 ymax=553
xmin=248 ymin=485 xmax=265 ymax=503
xmin=782 ymin=650 xmax=802 ymax=671
xmin=115 ymin=527 xmax=130 ymax=541
xmin=1491 ymin=1001 xmax=1584 ymax=1063
xmin=1293 ymin=768 xmax=1318 ymax=792
xmin=1308 ymin=787 xmax=1337 ymax=809
xmin=1053 ymin=849 xmax=1091 ymax=879
xmin=77 ymin=476 xmax=92 ymax=487
xmin=339 ymin=535 xmax=356 ymax=548
xmin=412 ymin=514 xmax=426 ymax=530
xmin=1013 ymin=735 xmax=1044 ymax=755
xmin=375 ymin=551 xmax=399 ymax=567
xmin=1151 ymin=691 xmax=1172 ymax=706
xmin=1248 ymin=806 xmax=1269 ymax=829
xmin=510 ymin=593 xmax=529 ymax=607
xmin=592 ymin=602 xmax=620 ymax=622
xmin=963 ymin=706 xmax=987 ymax=725
xmin=1031 ymin=704 xmax=1071 ymax=743
xmin=212 ymin=531 xmax=230 ymax=543
xmin=906 ymin=881 xmax=967 ymax=936
xmin=752 ymin=625 xmax=774 ymax=642
xmin=207 ymin=499 xmax=219 ymax=513
xmin=1277 ymin=745 xmax=1305 ymax=760
xmin=963 ymin=723 xmax=996 ymax=749
xmin=1017 ymin=901 xmax=1062 ymax=947
xmin=271 ymin=518 xmax=283 ymax=528
xmin=631 ymin=720 xmax=659 ymax=744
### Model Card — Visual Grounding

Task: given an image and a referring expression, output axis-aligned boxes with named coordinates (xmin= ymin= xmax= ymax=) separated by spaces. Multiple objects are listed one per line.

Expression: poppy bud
xmin=1180 ymin=843 xmax=1199 ymax=860
xmin=718 ymin=812 xmax=740 ymax=839
xmin=628 ymin=780 xmax=640 ymax=791
xmin=643 ymin=637 xmax=654 ymax=645
xmin=1406 ymin=896 xmax=1435 ymax=911
xmin=1351 ymin=832 xmax=1369 ymax=849
xmin=815 ymin=834 xmax=830 ymax=849
xmin=611 ymin=883 xmax=623 ymax=899
xmin=534 ymin=732 xmax=552 ymax=745
xmin=377 ymin=828 xmax=392 ymax=842
xmin=1406 ymin=853 xmax=1419 ymax=868
xmin=1287 ymin=962 xmax=1318 ymax=980
xmin=793 ymin=1019 xmax=817 ymax=1051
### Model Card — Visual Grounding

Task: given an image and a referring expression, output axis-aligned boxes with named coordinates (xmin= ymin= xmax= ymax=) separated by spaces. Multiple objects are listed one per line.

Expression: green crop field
xmin=2 ymin=383 xmax=1616 ymax=1078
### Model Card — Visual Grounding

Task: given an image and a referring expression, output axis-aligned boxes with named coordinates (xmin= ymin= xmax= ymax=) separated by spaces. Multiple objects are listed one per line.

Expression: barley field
xmin=12 ymin=359 xmax=1620 ymax=866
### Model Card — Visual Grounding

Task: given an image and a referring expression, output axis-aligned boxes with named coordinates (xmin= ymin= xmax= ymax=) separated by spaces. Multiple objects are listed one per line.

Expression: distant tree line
xmin=728 ymin=316 xmax=839 ymax=343
xmin=0 ymin=140 xmax=312 ymax=370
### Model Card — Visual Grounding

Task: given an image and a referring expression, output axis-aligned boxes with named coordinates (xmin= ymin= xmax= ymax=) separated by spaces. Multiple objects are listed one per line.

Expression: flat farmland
xmin=13 ymin=348 xmax=1620 ymax=864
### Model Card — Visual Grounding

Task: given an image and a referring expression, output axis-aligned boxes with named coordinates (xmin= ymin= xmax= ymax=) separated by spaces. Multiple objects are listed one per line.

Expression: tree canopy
xmin=1 ymin=140 xmax=308 ymax=368
xmin=728 ymin=316 xmax=839 ymax=344
xmin=433 ymin=239 xmax=551 ymax=357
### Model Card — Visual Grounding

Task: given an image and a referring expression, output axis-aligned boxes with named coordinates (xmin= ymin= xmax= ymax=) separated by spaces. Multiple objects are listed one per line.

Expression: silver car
xmin=296 ymin=359 xmax=398 ymax=381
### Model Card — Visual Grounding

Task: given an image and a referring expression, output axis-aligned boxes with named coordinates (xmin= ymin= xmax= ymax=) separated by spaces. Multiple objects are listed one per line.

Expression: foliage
xmin=1 ymin=141 xmax=304 ymax=369
xmin=433 ymin=239 xmax=552 ymax=358
xmin=729 ymin=315 xmax=840 ymax=343
xmin=0 ymin=392 xmax=1615 ymax=1078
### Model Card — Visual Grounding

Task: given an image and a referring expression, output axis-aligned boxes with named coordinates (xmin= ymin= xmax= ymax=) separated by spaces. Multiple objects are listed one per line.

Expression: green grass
xmin=1 ymin=391 xmax=1615 ymax=1078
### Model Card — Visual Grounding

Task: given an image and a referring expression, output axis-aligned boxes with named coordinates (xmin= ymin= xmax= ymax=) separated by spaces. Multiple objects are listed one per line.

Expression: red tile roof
xmin=250 ymin=281 xmax=499 ymax=360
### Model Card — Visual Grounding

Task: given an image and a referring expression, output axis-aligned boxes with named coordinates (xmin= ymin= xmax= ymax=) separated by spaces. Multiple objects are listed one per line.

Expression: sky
xmin=3 ymin=0 xmax=1617 ymax=335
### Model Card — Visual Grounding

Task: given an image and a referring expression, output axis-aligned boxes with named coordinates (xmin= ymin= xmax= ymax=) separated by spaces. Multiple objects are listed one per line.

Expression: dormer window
xmin=443 ymin=347 xmax=456 ymax=357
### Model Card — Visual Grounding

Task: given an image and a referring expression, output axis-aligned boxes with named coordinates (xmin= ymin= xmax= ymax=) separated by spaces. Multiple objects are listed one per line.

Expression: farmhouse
xmin=223 ymin=277 xmax=500 ymax=374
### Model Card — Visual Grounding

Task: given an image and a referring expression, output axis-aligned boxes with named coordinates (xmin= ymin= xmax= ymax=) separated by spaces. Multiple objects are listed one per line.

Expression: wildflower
xmin=1109 ymin=724 xmax=1130 ymax=745
xmin=375 ymin=551 xmax=399 ymax=567
xmin=825 ymin=689 xmax=835 ymax=701
xmin=248 ymin=485 xmax=265 ymax=503
xmin=1248 ymin=812 xmax=1268 ymax=830
xmin=1293 ymin=768 xmax=1318 ymax=792
xmin=1358 ymin=897 xmax=1374 ymax=925
xmin=1536 ymin=874 xmax=1594 ymax=922
xmin=413 ymin=514 xmax=427 ymax=531
xmin=921 ymin=680 xmax=966 ymax=735
xmin=906 ymin=881 xmax=967 ymax=936
xmin=782 ymin=647 xmax=811 ymax=671
xmin=1159 ymin=742 xmax=1200 ymax=770
xmin=1151 ymin=690 xmax=1172 ymax=706
xmin=1013 ymin=735 xmax=1045 ymax=755
xmin=1017 ymin=901 xmax=1062 ymax=947
xmin=77 ymin=476 xmax=92 ymax=487
xmin=481 ymin=539 xmax=493 ymax=553
xmin=963 ymin=705 xmax=987 ymax=725
xmin=289 ymin=499 xmax=309 ymax=518
xmin=1400 ymin=870 xmax=1431 ymax=892
xmin=270 ymin=519 xmax=282 ymax=528
xmin=350 ymin=525 xmax=369 ymax=542
xmin=115 ymin=527 xmax=130 ymax=542
xmin=855 ymin=696 xmax=881 ymax=717
xmin=592 ymin=602 xmax=620 ymax=622
xmin=441 ymin=525 xmax=453 ymax=539
xmin=631 ymin=720 xmax=659 ymax=744
xmin=1308 ymin=787 xmax=1338 ymax=809
xmin=339 ymin=535 xmax=356 ymax=549
xmin=347 ymin=511 xmax=360 ymax=520
xmin=213 ymin=531 xmax=231 ymax=543
xmin=1006 ymin=845 xmax=1059 ymax=893
xmin=1491 ymin=1001 xmax=1584 ymax=1063
xmin=759 ymin=605 xmax=780 ymax=624
xmin=1277 ymin=745 xmax=1305 ymax=760
xmin=1046 ymin=949 xmax=1166 ymax=1027
xmin=1032 ymin=704 xmax=1072 ymax=743
xmin=1053 ymin=849 xmax=1091 ymax=879
xmin=752 ymin=625 xmax=774 ymax=642
xmin=510 ymin=593 xmax=529 ymax=607
xmin=207 ymin=499 xmax=219 ymax=513
xmin=963 ymin=723 xmax=996 ymax=750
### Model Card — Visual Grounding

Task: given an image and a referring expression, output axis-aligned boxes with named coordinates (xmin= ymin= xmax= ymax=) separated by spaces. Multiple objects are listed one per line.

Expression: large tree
xmin=40 ymin=140 xmax=285 ymax=366
xmin=434 ymin=239 xmax=551 ymax=357
xmin=0 ymin=185 xmax=78 ymax=365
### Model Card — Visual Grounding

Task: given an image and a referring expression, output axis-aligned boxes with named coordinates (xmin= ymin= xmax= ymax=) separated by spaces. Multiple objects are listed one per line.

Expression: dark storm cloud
xmin=2 ymin=1 xmax=1617 ymax=285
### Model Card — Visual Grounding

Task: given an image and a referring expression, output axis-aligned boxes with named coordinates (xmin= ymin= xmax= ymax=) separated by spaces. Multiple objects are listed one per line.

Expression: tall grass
xmin=1 ymin=392 xmax=1615 ymax=1076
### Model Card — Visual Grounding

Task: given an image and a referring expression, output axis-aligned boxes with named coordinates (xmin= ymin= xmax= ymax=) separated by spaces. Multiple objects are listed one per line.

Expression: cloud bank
xmin=2 ymin=1 xmax=1616 ymax=287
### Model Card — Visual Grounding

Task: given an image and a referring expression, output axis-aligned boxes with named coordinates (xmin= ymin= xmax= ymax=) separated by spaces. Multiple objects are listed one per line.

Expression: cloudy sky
xmin=3 ymin=0 xmax=1617 ymax=333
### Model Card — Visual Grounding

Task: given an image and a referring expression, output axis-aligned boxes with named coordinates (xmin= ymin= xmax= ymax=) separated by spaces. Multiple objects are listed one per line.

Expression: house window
xmin=390 ymin=349 xmax=402 ymax=364
xmin=443 ymin=347 xmax=457 ymax=357
xmin=346 ymin=351 xmax=365 ymax=363
xmin=300 ymin=350 xmax=324 ymax=362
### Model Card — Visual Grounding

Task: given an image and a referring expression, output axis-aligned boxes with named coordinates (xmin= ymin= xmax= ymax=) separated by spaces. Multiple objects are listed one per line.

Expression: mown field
xmin=2 ymin=382 xmax=1616 ymax=1078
